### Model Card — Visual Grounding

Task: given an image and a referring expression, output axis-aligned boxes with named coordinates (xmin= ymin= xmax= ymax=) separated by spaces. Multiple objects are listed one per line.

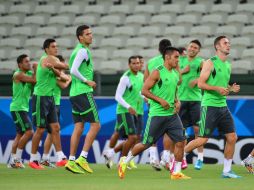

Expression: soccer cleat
xmin=15 ymin=160 xmax=25 ymax=169
xmin=170 ymin=160 xmax=175 ymax=174
xmin=40 ymin=160 xmax=56 ymax=168
xmin=75 ymin=156 xmax=93 ymax=173
xmin=171 ymin=172 xmax=191 ymax=180
xmin=194 ymin=159 xmax=203 ymax=170
xmin=29 ymin=161 xmax=44 ymax=169
xmin=150 ymin=159 xmax=162 ymax=171
xmin=241 ymin=159 xmax=254 ymax=174
xmin=181 ymin=159 xmax=188 ymax=170
xmin=103 ymin=153 xmax=113 ymax=169
xmin=222 ymin=171 xmax=241 ymax=178
xmin=118 ymin=157 xmax=127 ymax=179
xmin=65 ymin=160 xmax=84 ymax=174
xmin=7 ymin=159 xmax=25 ymax=169
xmin=56 ymin=158 xmax=68 ymax=167
xmin=160 ymin=160 xmax=170 ymax=171
xmin=127 ymin=159 xmax=137 ymax=170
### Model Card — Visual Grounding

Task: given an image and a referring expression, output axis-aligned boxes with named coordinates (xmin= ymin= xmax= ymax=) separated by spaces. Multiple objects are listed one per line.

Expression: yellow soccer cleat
xmin=65 ymin=160 xmax=84 ymax=174
xmin=128 ymin=159 xmax=137 ymax=169
xmin=118 ymin=157 xmax=127 ymax=179
xmin=171 ymin=172 xmax=191 ymax=180
xmin=75 ymin=156 xmax=93 ymax=173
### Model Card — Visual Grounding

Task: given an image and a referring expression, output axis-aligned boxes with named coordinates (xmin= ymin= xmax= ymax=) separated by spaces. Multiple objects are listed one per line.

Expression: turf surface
xmin=0 ymin=164 xmax=252 ymax=190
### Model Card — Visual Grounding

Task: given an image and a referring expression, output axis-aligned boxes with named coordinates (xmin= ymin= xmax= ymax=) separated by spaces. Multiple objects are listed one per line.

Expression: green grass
xmin=0 ymin=164 xmax=252 ymax=190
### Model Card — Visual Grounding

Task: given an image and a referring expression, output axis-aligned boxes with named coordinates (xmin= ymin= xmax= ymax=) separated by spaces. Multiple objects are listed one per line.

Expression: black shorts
xmin=142 ymin=114 xmax=185 ymax=145
xmin=47 ymin=105 xmax=60 ymax=134
xmin=115 ymin=113 xmax=137 ymax=138
xmin=136 ymin=114 xmax=144 ymax=136
xmin=70 ymin=93 xmax=99 ymax=123
xmin=32 ymin=95 xmax=58 ymax=128
xmin=199 ymin=106 xmax=235 ymax=137
xmin=11 ymin=111 xmax=32 ymax=134
xmin=179 ymin=101 xmax=201 ymax=128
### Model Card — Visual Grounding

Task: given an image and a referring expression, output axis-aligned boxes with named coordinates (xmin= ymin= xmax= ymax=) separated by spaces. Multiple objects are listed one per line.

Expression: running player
xmin=29 ymin=39 xmax=69 ymax=169
xmin=178 ymin=40 xmax=204 ymax=170
xmin=184 ymin=36 xmax=241 ymax=178
xmin=65 ymin=25 xmax=100 ymax=174
xmin=118 ymin=46 xmax=190 ymax=180
xmin=41 ymin=55 xmax=71 ymax=168
xmin=241 ymin=148 xmax=254 ymax=173
xmin=8 ymin=54 xmax=36 ymax=168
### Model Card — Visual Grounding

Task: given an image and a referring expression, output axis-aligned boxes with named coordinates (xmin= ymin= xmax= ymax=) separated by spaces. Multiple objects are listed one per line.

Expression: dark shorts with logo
xmin=11 ymin=111 xmax=32 ymax=134
xmin=47 ymin=105 xmax=60 ymax=134
xmin=32 ymin=95 xmax=58 ymax=128
xmin=115 ymin=113 xmax=137 ymax=138
xmin=142 ymin=114 xmax=185 ymax=145
xmin=179 ymin=101 xmax=201 ymax=128
xmin=70 ymin=92 xmax=99 ymax=123
xmin=199 ymin=106 xmax=235 ymax=137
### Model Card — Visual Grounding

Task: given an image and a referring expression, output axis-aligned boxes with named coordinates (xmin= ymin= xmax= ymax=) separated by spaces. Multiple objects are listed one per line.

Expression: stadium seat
xmin=231 ymin=60 xmax=252 ymax=74
xmin=84 ymin=4 xmax=109 ymax=15
xmin=231 ymin=36 xmax=252 ymax=50
xmin=164 ymin=25 xmax=189 ymax=39
xmin=99 ymin=15 xmax=125 ymax=26
xmin=112 ymin=26 xmax=139 ymax=37
xmin=108 ymin=4 xmax=132 ymax=15
xmin=150 ymin=37 xmax=175 ymax=50
xmin=59 ymin=4 xmax=82 ymax=16
xmin=93 ymin=49 xmax=110 ymax=61
xmin=241 ymin=25 xmax=254 ymax=38
xmin=98 ymin=60 xmax=122 ymax=74
xmin=133 ymin=4 xmax=158 ymax=15
xmin=201 ymin=14 xmax=227 ymax=27
xmin=139 ymin=49 xmax=158 ymax=61
xmin=36 ymin=26 xmax=61 ymax=37
xmin=189 ymin=25 xmax=214 ymax=38
xmin=0 ymin=37 xmax=23 ymax=49
xmin=92 ymin=26 xmax=113 ymax=37
xmin=100 ymin=37 xmax=124 ymax=49
xmin=0 ymin=27 xmax=9 ymax=37
xmin=241 ymin=48 xmax=254 ymax=62
xmin=55 ymin=38 xmax=75 ymax=49
xmin=175 ymin=14 xmax=199 ymax=28
xmin=0 ymin=15 xmax=23 ymax=26
xmin=9 ymin=3 xmax=34 ymax=15
xmin=210 ymin=3 xmax=234 ymax=17
xmin=125 ymin=14 xmax=150 ymax=26
xmin=215 ymin=25 xmax=240 ymax=38
xmin=48 ymin=15 xmax=74 ymax=26
xmin=159 ymin=4 xmax=184 ymax=16
xmin=199 ymin=48 xmax=213 ymax=59
xmin=0 ymin=49 xmax=8 ymax=60
xmin=184 ymin=4 xmax=209 ymax=16
xmin=10 ymin=49 xmax=32 ymax=60
xmin=112 ymin=49 xmax=134 ymax=61
xmin=138 ymin=25 xmax=163 ymax=37
xmin=11 ymin=26 xmax=35 ymax=38
xmin=177 ymin=37 xmax=199 ymax=47
xmin=0 ymin=60 xmax=17 ymax=73
xmin=227 ymin=13 xmax=250 ymax=28
xmin=24 ymin=37 xmax=45 ymax=50
xmin=74 ymin=15 xmax=100 ymax=26
xmin=203 ymin=37 xmax=215 ymax=48
xmin=236 ymin=3 xmax=254 ymax=17
xmin=150 ymin=14 xmax=174 ymax=26
xmin=24 ymin=15 xmax=49 ymax=26
xmin=229 ymin=48 xmax=242 ymax=60
xmin=34 ymin=4 xmax=58 ymax=14
xmin=126 ymin=37 xmax=149 ymax=49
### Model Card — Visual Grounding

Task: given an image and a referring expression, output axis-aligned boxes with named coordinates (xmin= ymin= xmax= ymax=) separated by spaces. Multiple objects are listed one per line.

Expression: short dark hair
xmin=128 ymin=55 xmax=137 ymax=64
xmin=162 ymin=46 xmax=179 ymax=60
xmin=178 ymin=47 xmax=186 ymax=55
xmin=136 ymin=55 xmax=143 ymax=59
xmin=76 ymin=25 xmax=90 ymax=41
xmin=56 ymin=55 xmax=65 ymax=62
xmin=17 ymin=54 xmax=28 ymax=64
xmin=190 ymin=39 xmax=202 ymax=48
xmin=43 ymin=38 xmax=56 ymax=50
xmin=159 ymin=39 xmax=172 ymax=55
xmin=214 ymin=35 xmax=227 ymax=50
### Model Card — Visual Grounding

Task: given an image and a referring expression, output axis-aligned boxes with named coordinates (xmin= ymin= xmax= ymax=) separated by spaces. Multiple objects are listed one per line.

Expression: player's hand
xmin=174 ymin=100 xmax=181 ymax=113
xmin=128 ymin=107 xmax=137 ymax=115
xmin=45 ymin=62 xmax=53 ymax=68
xmin=159 ymin=99 xmax=170 ymax=110
xmin=216 ymin=87 xmax=229 ymax=96
xmin=85 ymin=80 xmax=96 ymax=89
xmin=189 ymin=79 xmax=198 ymax=88
xmin=230 ymin=83 xmax=240 ymax=93
xmin=32 ymin=62 xmax=38 ymax=70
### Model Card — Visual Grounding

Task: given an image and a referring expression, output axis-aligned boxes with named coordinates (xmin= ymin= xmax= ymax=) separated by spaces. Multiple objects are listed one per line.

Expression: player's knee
xmin=175 ymin=141 xmax=184 ymax=150
xmin=26 ymin=130 xmax=33 ymax=138
xmin=51 ymin=124 xmax=60 ymax=133
xmin=227 ymin=133 xmax=238 ymax=144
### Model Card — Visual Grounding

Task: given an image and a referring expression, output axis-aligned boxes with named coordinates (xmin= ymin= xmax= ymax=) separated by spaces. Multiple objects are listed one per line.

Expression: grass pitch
xmin=0 ymin=164 xmax=252 ymax=190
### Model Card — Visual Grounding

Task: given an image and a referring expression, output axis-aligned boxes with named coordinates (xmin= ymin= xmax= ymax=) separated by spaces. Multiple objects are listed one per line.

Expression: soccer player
xmin=65 ymin=25 xmax=100 ymax=174
xmin=8 ymin=54 xmax=36 ymax=168
xmin=118 ymin=46 xmax=190 ymax=180
xmin=103 ymin=56 xmax=143 ymax=169
xmin=144 ymin=39 xmax=176 ymax=171
xmin=178 ymin=40 xmax=204 ymax=170
xmin=184 ymin=36 xmax=241 ymax=178
xmin=41 ymin=55 xmax=71 ymax=168
xmin=29 ymin=39 xmax=69 ymax=169
xmin=241 ymin=148 xmax=254 ymax=173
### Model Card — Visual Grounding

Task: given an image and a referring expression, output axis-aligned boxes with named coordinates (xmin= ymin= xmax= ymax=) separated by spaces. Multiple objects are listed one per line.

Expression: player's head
xmin=17 ymin=54 xmax=31 ymax=71
xmin=43 ymin=38 xmax=58 ymax=56
xmin=163 ymin=46 xmax=179 ymax=68
xmin=187 ymin=39 xmax=202 ymax=58
xmin=159 ymin=39 xmax=172 ymax=55
xmin=178 ymin=47 xmax=187 ymax=56
xmin=76 ymin=25 xmax=92 ymax=46
xmin=128 ymin=55 xmax=140 ymax=73
xmin=137 ymin=55 xmax=144 ymax=71
xmin=56 ymin=55 xmax=65 ymax=62
xmin=214 ymin=35 xmax=230 ymax=55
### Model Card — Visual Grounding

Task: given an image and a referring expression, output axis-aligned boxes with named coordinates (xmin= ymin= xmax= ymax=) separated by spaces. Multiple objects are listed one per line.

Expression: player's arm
xmin=174 ymin=86 xmax=181 ymax=113
xmin=198 ymin=59 xmax=229 ymax=95
xmin=142 ymin=70 xmax=170 ymax=110
xmin=115 ymin=76 xmax=136 ymax=115
xmin=14 ymin=63 xmax=37 ymax=84
xmin=57 ymin=73 xmax=72 ymax=89
xmin=180 ymin=64 xmax=190 ymax=75
xmin=143 ymin=64 xmax=150 ymax=81
xmin=175 ymin=63 xmax=182 ymax=85
xmin=45 ymin=55 xmax=69 ymax=70
xmin=70 ymin=48 xmax=96 ymax=88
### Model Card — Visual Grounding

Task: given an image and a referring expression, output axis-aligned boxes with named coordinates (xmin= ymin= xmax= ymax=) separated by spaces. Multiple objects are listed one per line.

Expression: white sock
xmin=170 ymin=153 xmax=175 ymax=161
xmin=108 ymin=148 xmax=115 ymax=157
xmin=149 ymin=146 xmax=157 ymax=160
xmin=174 ymin=161 xmax=182 ymax=173
xmin=69 ymin=155 xmax=76 ymax=161
xmin=16 ymin=148 xmax=23 ymax=160
xmin=56 ymin=151 xmax=66 ymax=162
xmin=42 ymin=153 xmax=49 ymax=161
xmin=125 ymin=152 xmax=134 ymax=164
xmin=11 ymin=153 xmax=16 ymax=162
xmin=161 ymin=150 xmax=170 ymax=163
xmin=30 ymin=154 xmax=37 ymax=162
xmin=197 ymin=152 xmax=204 ymax=161
xmin=223 ymin=158 xmax=232 ymax=173
xmin=80 ymin=151 xmax=88 ymax=159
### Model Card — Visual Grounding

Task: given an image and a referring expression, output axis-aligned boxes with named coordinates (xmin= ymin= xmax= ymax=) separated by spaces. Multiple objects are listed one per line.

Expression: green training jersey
xmin=202 ymin=56 xmax=231 ymax=107
xmin=34 ymin=54 xmax=57 ymax=96
xmin=147 ymin=55 xmax=163 ymax=73
xmin=178 ymin=56 xmax=203 ymax=101
xmin=53 ymin=85 xmax=61 ymax=106
xmin=149 ymin=65 xmax=179 ymax=116
xmin=69 ymin=43 xmax=94 ymax=97
xmin=116 ymin=70 xmax=144 ymax=114
xmin=136 ymin=72 xmax=144 ymax=115
xmin=10 ymin=69 xmax=33 ymax=112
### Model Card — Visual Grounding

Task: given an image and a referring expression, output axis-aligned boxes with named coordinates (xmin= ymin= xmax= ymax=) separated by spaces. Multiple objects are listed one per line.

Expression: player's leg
xmin=241 ymin=148 xmax=254 ymax=173
xmin=41 ymin=133 xmax=56 ymax=168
